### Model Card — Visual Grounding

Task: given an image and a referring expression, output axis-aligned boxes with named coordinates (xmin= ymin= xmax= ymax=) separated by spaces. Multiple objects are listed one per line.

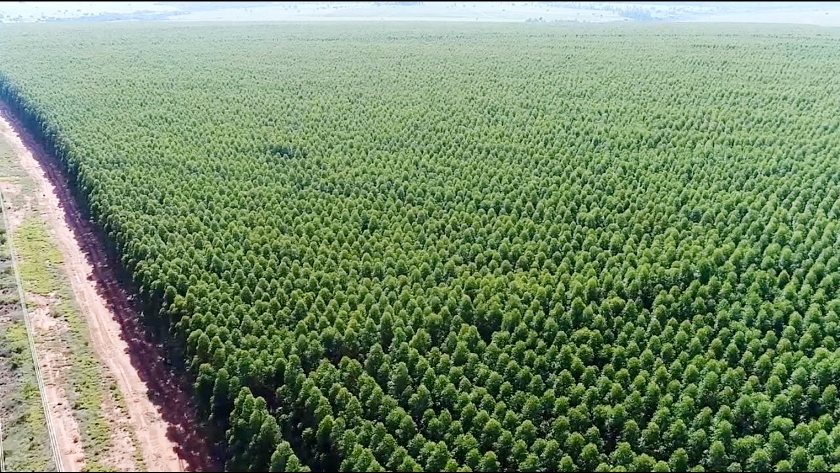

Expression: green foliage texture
xmin=1 ymin=21 xmax=840 ymax=472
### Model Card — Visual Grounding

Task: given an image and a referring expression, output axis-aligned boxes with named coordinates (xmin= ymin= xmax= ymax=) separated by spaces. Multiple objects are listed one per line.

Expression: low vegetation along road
xmin=0 ymin=108 xmax=214 ymax=472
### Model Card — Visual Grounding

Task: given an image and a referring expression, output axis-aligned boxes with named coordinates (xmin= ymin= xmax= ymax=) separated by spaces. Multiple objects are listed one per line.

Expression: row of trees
xmin=1 ymin=21 xmax=840 ymax=471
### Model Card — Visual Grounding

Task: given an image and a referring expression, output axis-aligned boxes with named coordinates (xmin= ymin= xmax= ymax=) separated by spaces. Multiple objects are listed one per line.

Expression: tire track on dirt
xmin=0 ymin=107 xmax=217 ymax=472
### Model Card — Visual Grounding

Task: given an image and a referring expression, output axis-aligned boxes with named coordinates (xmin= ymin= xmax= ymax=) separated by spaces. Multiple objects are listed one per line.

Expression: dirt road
xmin=0 ymin=107 xmax=216 ymax=471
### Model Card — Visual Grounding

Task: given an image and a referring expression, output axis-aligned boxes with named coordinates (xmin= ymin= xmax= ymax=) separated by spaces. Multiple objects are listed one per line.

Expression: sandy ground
xmin=28 ymin=293 xmax=87 ymax=472
xmin=0 ymin=182 xmax=26 ymax=233
xmin=0 ymin=108 xmax=215 ymax=471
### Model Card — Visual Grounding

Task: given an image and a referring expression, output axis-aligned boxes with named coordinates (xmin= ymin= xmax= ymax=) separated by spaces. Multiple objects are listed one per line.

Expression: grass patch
xmin=14 ymin=218 xmax=64 ymax=296
xmin=0 ymin=143 xmax=53 ymax=471
xmin=14 ymin=216 xmax=114 ymax=470
xmin=0 ymin=320 xmax=52 ymax=472
xmin=5 ymin=322 xmax=31 ymax=371
xmin=5 ymin=322 xmax=51 ymax=460
xmin=0 ymin=242 xmax=53 ymax=470
xmin=0 ymin=141 xmax=38 ymax=198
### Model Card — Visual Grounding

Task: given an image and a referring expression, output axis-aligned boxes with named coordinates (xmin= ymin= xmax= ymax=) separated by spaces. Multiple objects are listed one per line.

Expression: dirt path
xmin=0 ymin=108 xmax=216 ymax=471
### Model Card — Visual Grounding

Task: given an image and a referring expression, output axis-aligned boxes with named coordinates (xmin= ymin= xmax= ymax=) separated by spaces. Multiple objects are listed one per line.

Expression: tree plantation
xmin=1 ymin=21 xmax=840 ymax=472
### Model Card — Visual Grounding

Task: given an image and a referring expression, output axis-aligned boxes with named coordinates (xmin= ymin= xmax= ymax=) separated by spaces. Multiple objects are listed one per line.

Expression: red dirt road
xmin=0 ymin=106 xmax=218 ymax=472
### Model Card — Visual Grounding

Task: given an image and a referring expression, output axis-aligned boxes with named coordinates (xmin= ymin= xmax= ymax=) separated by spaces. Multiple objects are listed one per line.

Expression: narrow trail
xmin=0 ymin=106 xmax=218 ymax=472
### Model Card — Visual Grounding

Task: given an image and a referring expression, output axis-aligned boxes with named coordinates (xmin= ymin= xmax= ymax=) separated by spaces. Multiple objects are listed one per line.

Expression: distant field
xmin=164 ymin=3 xmax=625 ymax=23
xmin=0 ymin=1 xmax=178 ymax=21
xmin=2 ymin=21 xmax=840 ymax=472
xmin=683 ymin=9 xmax=840 ymax=26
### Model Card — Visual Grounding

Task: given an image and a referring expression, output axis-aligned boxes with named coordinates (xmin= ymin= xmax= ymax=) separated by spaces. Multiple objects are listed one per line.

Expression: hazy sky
xmin=3 ymin=1 xmax=840 ymax=25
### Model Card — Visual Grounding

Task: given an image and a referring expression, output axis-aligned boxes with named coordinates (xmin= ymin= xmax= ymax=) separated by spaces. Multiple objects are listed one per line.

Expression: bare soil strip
xmin=0 ymin=107 xmax=216 ymax=472
xmin=28 ymin=294 xmax=85 ymax=472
